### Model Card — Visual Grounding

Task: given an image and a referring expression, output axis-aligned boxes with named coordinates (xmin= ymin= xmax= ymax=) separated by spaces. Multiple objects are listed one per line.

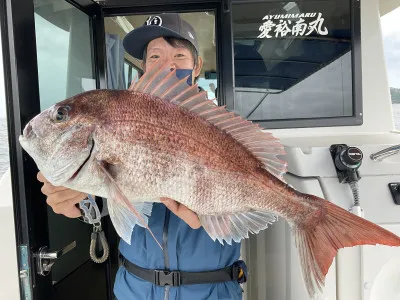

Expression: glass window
xmin=0 ymin=29 xmax=18 ymax=298
xmin=0 ymin=109 xmax=8 ymax=178
xmin=104 ymin=12 xmax=217 ymax=101
xmin=124 ymin=60 xmax=140 ymax=89
xmin=381 ymin=6 xmax=400 ymax=130
xmin=34 ymin=1 xmax=95 ymax=111
xmin=232 ymin=0 xmax=354 ymax=122
xmin=33 ymin=0 xmax=96 ymax=284
xmin=0 ymin=35 xmax=9 ymax=180
xmin=0 ymin=116 xmax=10 ymax=178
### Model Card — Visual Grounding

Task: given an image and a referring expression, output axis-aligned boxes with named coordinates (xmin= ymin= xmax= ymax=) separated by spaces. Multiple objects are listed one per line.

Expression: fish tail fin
xmin=294 ymin=199 xmax=400 ymax=298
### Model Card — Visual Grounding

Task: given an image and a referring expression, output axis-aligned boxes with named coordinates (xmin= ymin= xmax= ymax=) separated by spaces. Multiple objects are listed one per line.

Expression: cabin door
xmin=1 ymin=0 xmax=233 ymax=299
xmin=0 ymin=0 xmax=120 ymax=299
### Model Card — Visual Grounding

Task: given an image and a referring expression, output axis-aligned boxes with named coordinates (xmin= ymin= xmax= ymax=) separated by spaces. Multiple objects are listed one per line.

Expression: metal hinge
xmin=18 ymin=245 xmax=32 ymax=300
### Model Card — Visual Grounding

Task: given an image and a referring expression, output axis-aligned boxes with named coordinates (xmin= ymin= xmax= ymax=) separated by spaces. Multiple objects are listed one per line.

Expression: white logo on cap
xmin=188 ymin=32 xmax=194 ymax=39
xmin=145 ymin=16 xmax=162 ymax=26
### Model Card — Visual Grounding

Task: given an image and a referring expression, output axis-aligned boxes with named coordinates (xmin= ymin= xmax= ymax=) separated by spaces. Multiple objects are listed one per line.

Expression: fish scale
xmin=19 ymin=61 xmax=400 ymax=299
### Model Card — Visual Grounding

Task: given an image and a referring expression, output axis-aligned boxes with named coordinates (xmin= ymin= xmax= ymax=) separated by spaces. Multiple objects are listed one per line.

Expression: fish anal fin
xmin=294 ymin=198 xmax=400 ymax=298
xmin=96 ymin=160 xmax=162 ymax=249
xmin=199 ymin=210 xmax=277 ymax=245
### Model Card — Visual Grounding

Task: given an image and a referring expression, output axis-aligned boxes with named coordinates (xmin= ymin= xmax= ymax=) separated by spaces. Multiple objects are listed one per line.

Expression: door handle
xmin=35 ymin=241 xmax=76 ymax=276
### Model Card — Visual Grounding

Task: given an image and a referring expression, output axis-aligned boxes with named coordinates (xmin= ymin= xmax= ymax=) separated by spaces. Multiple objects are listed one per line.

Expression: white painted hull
xmin=0 ymin=169 xmax=21 ymax=300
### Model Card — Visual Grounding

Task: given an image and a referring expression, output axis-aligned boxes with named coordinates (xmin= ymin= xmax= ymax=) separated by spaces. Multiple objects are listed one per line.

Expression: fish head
xmin=18 ymin=91 xmax=104 ymax=186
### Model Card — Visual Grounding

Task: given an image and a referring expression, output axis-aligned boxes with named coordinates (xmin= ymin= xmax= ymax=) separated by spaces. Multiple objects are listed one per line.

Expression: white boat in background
xmin=0 ymin=0 xmax=400 ymax=299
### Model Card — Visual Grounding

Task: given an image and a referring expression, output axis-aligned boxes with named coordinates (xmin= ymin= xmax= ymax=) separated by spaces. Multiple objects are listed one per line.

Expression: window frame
xmin=123 ymin=58 xmax=142 ymax=89
xmin=102 ymin=2 xmax=234 ymax=109
xmin=229 ymin=0 xmax=363 ymax=129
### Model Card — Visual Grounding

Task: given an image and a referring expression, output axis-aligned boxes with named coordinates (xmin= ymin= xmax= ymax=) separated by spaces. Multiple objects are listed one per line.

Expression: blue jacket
xmin=113 ymin=203 xmax=243 ymax=300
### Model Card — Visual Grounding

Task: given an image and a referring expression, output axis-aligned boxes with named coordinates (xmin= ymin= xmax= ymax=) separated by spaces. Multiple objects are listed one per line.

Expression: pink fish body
xmin=19 ymin=63 xmax=400 ymax=298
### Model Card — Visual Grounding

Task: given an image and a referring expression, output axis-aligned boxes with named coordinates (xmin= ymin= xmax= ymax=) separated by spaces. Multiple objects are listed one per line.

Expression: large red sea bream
xmin=19 ymin=62 xmax=400 ymax=298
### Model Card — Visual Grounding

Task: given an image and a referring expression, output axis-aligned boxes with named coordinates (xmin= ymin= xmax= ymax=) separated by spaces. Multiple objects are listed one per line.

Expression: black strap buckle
xmin=154 ymin=270 xmax=181 ymax=287
xmin=232 ymin=260 xmax=247 ymax=284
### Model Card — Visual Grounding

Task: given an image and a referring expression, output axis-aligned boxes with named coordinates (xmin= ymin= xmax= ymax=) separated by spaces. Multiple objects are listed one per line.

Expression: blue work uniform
xmin=114 ymin=203 xmax=243 ymax=300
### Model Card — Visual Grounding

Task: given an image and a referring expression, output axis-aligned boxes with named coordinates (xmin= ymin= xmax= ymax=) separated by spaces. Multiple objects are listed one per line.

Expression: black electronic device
xmin=330 ymin=144 xmax=363 ymax=184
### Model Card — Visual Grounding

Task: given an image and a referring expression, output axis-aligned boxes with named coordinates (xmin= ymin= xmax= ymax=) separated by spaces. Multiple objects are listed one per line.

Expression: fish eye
xmin=53 ymin=106 xmax=70 ymax=123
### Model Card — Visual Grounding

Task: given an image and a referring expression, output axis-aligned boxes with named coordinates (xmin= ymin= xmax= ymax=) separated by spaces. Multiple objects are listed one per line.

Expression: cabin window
xmin=381 ymin=6 xmax=400 ymax=130
xmin=124 ymin=59 xmax=140 ymax=89
xmin=232 ymin=0 xmax=357 ymax=127
xmin=0 ymin=28 xmax=8 ymax=179
xmin=33 ymin=0 xmax=97 ymax=284
xmin=0 ymin=70 xmax=9 ymax=180
xmin=34 ymin=0 xmax=95 ymax=111
xmin=104 ymin=12 xmax=217 ymax=102
xmin=0 ymin=32 xmax=15 ymax=296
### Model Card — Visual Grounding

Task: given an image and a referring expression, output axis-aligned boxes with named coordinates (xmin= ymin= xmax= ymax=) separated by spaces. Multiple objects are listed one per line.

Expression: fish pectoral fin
xmin=199 ymin=210 xmax=278 ymax=245
xmin=107 ymin=198 xmax=153 ymax=245
xmin=96 ymin=160 xmax=162 ymax=249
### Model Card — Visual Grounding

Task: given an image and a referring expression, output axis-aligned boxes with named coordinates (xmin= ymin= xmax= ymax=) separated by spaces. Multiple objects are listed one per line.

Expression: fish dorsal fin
xmin=131 ymin=62 xmax=287 ymax=180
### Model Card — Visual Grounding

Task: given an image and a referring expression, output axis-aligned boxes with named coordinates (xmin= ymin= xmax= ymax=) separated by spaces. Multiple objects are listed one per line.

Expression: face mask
xmin=172 ymin=68 xmax=193 ymax=86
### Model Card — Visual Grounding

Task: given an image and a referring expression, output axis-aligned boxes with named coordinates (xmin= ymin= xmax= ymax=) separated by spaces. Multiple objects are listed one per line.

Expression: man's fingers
xmin=53 ymin=204 xmax=81 ymax=218
xmin=180 ymin=208 xmax=202 ymax=229
xmin=65 ymin=208 xmax=82 ymax=218
xmin=47 ymin=190 xmax=86 ymax=206
xmin=38 ymin=172 xmax=68 ymax=196
xmin=161 ymin=198 xmax=201 ymax=229
xmin=51 ymin=194 xmax=86 ymax=218
xmin=37 ymin=171 xmax=49 ymax=183
xmin=38 ymin=170 xmax=86 ymax=219
xmin=41 ymin=182 xmax=68 ymax=196
xmin=161 ymin=197 xmax=179 ymax=212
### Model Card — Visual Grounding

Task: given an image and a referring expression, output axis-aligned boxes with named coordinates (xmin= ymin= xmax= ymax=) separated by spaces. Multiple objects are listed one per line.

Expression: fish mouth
xmin=69 ymin=138 xmax=95 ymax=181
xmin=22 ymin=122 xmax=36 ymax=139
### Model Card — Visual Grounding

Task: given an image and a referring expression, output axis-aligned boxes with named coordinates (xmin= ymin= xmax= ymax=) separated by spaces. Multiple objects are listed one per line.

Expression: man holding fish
xmin=20 ymin=11 xmax=400 ymax=300
xmin=37 ymin=13 xmax=245 ymax=300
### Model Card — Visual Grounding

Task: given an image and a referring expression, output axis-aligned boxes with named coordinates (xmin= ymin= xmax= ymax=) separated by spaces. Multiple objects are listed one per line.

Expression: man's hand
xmin=37 ymin=172 xmax=201 ymax=227
xmin=37 ymin=172 xmax=87 ymax=218
xmin=160 ymin=198 xmax=201 ymax=229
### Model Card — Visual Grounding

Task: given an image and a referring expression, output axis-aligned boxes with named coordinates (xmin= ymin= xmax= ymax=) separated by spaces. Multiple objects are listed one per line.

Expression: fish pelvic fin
xmin=294 ymin=199 xmax=400 ymax=299
xmin=199 ymin=210 xmax=278 ymax=245
xmin=130 ymin=61 xmax=288 ymax=182
xmin=96 ymin=160 xmax=162 ymax=250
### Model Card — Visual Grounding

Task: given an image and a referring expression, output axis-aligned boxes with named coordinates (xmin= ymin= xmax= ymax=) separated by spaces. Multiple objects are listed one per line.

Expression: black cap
xmin=123 ymin=13 xmax=199 ymax=60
